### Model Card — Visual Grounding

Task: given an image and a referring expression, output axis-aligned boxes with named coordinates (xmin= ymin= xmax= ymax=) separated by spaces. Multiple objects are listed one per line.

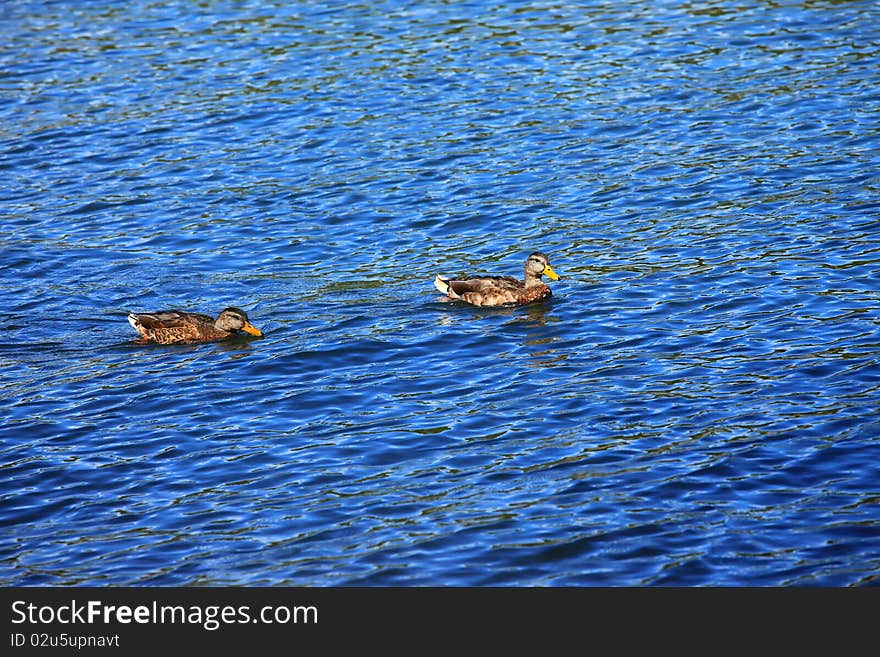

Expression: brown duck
xmin=434 ymin=252 xmax=560 ymax=307
xmin=128 ymin=307 xmax=263 ymax=344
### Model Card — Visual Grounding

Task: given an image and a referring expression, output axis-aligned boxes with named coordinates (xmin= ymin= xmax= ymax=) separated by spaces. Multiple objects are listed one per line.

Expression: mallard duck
xmin=434 ymin=252 xmax=560 ymax=307
xmin=127 ymin=307 xmax=263 ymax=344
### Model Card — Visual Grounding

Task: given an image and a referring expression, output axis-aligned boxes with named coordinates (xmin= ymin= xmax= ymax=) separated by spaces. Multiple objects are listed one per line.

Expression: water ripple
xmin=1 ymin=0 xmax=879 ymax=586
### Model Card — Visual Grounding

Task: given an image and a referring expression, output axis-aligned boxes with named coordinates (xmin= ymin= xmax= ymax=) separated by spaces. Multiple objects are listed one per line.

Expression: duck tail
xmin=434 ymin=275 xmax=457 ymax=297
xmin=127 ymin=313 xmax=140 ymax=330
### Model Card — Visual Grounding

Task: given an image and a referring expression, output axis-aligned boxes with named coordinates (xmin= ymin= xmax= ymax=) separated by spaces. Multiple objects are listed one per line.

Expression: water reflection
xmin=434 ymin=299 xmax=559 ymax=325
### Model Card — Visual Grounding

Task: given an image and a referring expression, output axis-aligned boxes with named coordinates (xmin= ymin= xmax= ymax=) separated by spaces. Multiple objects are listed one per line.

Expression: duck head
xmin=215 ymin=307 xmax=263 ymax=337
xmin=526 ymin=252 xmax=560 ymax=281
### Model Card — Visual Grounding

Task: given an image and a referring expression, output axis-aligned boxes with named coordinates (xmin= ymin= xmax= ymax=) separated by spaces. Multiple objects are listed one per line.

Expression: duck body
xmin=127 ymin=307 xmax=262 ymax=344
xmin=434 ymin=252 xmax=560 ymax=307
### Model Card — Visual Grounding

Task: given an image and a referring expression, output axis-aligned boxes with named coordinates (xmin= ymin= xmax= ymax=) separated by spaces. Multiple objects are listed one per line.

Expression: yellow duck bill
xmin=543 ymin=264 xmax=561 ymax=281
xmin=242 ymin=322 xmax=263 ymax=337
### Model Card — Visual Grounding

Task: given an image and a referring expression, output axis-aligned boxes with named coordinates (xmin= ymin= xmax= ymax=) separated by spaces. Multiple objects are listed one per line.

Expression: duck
xmin=127 ymin=307 xmax=263 ymax=344
xmin=434 ymin=252 xmax=560 ymax=307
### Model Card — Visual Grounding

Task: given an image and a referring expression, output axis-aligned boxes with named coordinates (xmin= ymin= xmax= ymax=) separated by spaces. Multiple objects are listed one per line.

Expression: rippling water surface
xmin=2 ymin=1 xmax=879 ymax=586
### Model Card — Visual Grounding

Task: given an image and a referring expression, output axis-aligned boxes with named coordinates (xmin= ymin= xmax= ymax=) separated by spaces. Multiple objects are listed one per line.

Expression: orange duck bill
xmin=241 ymin=321 xmax=263 ymax=337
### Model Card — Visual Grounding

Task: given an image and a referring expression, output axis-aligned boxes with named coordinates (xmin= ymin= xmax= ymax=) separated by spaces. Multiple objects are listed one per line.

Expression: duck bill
xmin=543 ymin=264 xmax=561 ymax=281
xmin=242 ymin=322 xmax=263 ymax=337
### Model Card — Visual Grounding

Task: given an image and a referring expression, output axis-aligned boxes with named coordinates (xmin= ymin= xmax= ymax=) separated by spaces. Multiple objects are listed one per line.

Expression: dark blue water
xmin=2 ymin=0 xmax=879 ymax=586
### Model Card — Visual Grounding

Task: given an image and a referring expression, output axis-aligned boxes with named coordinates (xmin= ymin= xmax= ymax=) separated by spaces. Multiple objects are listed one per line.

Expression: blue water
xmin=2 ymin=0 xmax=879 ymax=586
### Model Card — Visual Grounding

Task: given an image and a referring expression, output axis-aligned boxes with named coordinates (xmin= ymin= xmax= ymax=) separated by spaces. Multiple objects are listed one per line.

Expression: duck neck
xmin=523 ymin=270 xmax=543 ymax=288
xmin=212 ymin=318 xmax=233 ymax=335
